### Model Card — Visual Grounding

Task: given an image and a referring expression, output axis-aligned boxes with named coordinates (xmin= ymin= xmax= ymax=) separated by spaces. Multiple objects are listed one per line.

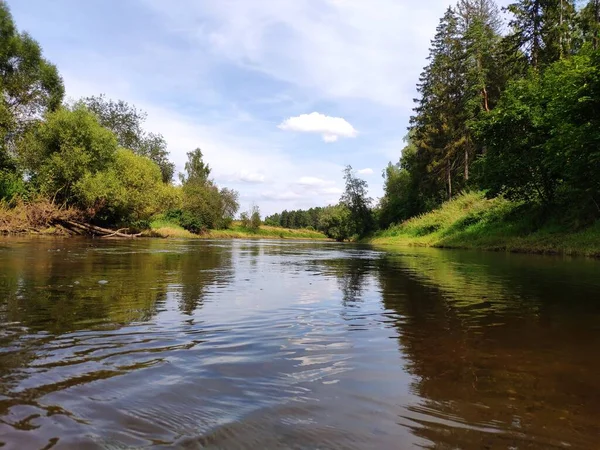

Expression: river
xmin=0 ymin=238 xmax=599 ymax=449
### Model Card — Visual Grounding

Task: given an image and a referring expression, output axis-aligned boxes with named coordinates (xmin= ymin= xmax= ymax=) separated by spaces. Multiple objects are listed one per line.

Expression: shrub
xmin=74 ymin=148 xmax=178 ymax=226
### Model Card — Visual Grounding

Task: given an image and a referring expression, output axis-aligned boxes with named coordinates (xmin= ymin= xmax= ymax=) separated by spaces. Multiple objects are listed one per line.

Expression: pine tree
xmin=411 ymin=7 xmax=467 ymax=201
xmin=457 ymin=0 xmax=504 ymax=180
xmin=578 ymin=0 xmax=600 ymax=50
xmin=506 ymin=0 xmax=575 ymax=68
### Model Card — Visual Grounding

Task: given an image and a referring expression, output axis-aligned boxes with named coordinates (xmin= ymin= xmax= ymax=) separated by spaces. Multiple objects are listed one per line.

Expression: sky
xmin=11 ymin=0 xmax=510 ymax=215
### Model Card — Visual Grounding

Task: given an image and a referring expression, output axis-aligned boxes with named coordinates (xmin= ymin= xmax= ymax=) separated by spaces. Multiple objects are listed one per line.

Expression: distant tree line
xmin=265 ymin=166 xmax=375 ymax=241
xmin=265 ymin=208 xmax=324 ymax=229
xmin=0 ymin=1 xmax=239 ymax=233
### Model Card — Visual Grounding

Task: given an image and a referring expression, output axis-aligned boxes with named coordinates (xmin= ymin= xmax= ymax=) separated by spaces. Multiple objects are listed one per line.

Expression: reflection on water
xmin=0 ymin=238 xmax=599 ymax=449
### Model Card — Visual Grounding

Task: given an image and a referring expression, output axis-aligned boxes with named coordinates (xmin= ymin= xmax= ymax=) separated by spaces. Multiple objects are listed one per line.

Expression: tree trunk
xmin=532 ymin=0 xmax=541 ymax=68
xmin=482 ymin=86 xmax=490 ymax=112
xmin=559 ymin=0 xmax=564 ymax=59
xmin=464 ymin=146 xmax=469 ymax=181
xmin=447 ymin=160 xmax=453 ymax=200
xmin=57 ymin=220 xmax=142 ymax=238
xmin=595 ymin=0 xmax=599 ymax=50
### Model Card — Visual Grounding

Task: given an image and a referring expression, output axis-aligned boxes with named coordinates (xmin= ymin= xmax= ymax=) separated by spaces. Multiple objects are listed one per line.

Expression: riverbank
xmin=365 ymin=192 xmax=600 ymax=257
xmin=145 ymin=219 xmax=328 ymax=240
xmin=0 ymin=202 xmax=329 ymax=240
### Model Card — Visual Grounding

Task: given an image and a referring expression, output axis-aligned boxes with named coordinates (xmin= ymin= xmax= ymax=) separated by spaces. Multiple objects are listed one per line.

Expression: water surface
xmin=0 ymin=238 xmax=599 ymax=449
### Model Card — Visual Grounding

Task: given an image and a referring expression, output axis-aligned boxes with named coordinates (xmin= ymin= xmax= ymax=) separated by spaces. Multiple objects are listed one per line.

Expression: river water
xmin=0 ymin=238 xmax=599 ymax=449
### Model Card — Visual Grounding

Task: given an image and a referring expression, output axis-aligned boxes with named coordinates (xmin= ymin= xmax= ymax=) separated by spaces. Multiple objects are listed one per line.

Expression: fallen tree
xmin=0 ymin=199 xmax=143 ymax=237
xmin=57 ymin=220 xmax=142 ymax=238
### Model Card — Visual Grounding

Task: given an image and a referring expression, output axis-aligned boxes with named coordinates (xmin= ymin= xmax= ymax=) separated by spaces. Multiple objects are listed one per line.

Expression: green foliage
xmin=179 ymin=210 xmax=204 ymax=234
xmin=179 ymin=149 xmax=239 ymax=232
xmin=476 ymin=50 xmax=600 ymax=215
xmin=0 ymin=1 xmax=64 ymax=150
xmin=319 ymin=204 xmax=352 ymax=241
xmin=180 ymin=148 xmax=211 ymax=184
xmin=250 ymin=205 xmax=261 ymax=230
xmin=18 ymin=105 xmax=118 ymax=203
xmin=369 ymin=191 xmax=600 ymax=256
xmin=341 ymin=165 xmax=374 ymax=237
xmin=239 ymin=205 xmax=261 ymax=230
xmin=182 ymin=181 xmax=222 ymax=231
xmin=505 ymin=0 xmax=576 ymax=67
xmin=219 ymin=187 xmax=240 ymax=229
xmin=0 ymin=5 xmax=251 ymax=235
xmin=240 ymin=211 xmax=250 ymax=228
xmin=264 ymin=168 xmax=375 ymax=240
xmin=378 ymin=0 xmax=600 ymax=237
xmin=577 ymin=0 xmax=600 ymax=51
xmin=0 ymin=169 xmax=25 ymax=201
xmin=74 ymin=148 xmax=180 ymax=225
xmin=378 ymin=163 xmax=415 ymax=229
xmin=80 ymin=95 xmax=175 ymax=182
xmin=265 ymin=207 xmax=324 ymax=229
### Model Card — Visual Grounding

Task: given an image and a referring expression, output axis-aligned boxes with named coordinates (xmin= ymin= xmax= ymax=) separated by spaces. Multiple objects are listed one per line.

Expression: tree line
xmin=0 ymin=1 xmax=242 ymax=233
xmin=265 ymin=166 xmax=375 ymax=241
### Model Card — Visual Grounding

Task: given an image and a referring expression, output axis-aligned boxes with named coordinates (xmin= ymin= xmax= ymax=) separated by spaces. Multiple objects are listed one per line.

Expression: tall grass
xmin=369 ymin=192 xmax=600 ymax=256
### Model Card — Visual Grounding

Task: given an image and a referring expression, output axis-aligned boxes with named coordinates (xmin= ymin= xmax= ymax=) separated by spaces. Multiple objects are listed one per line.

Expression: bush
xmin=0 ymin=170 xmax=26 ymax=201
xmin=240 ymin=211 xmax=250 ymax=228
xmin=18 ymin=105 xmax=118 ymax=203
xmin=74 ymin=148 xmax=179 ymax=225
xmin=179 ymin=210 xmax=204 ymax=234
xmin=250 ymin=205 xmax=261 ymax=230
xmin=319 ymin=204 xmax=352 ymax=241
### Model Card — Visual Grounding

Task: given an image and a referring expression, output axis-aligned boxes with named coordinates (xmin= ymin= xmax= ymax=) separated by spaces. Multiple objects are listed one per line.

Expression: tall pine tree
xmin=506 ymin=0 xmax=575 ymax=67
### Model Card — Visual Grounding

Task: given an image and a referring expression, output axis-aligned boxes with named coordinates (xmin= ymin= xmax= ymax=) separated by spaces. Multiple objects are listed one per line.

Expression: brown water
xmin=0 ymin=238 xmax=599 ymax=449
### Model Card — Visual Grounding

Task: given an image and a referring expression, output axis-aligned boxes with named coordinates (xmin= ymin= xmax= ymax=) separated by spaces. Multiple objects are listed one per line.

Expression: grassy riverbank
xmin=365 ymin=192 xmax=600 ymax=257
xmin=0 ymin=202 xmax=329 ymax=240
xmin=148 ymin=219 xmax=328 ymax=240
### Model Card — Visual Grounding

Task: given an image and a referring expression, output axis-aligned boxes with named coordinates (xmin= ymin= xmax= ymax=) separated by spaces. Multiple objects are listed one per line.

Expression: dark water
xmin=0 ymin=238 xmax=599 ymax=449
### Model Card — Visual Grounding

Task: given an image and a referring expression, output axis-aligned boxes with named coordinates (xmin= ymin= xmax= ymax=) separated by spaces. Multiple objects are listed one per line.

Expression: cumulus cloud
xmin=278 ymin=112 xmax=357 ymax=143
xmin=357 ymin=168 xmax=373 ymax=175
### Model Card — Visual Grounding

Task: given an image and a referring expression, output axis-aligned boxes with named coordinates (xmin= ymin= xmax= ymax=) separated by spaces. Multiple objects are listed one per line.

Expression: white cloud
xmin=319 ymin=186 xmax=343 ymax=195
xmin=298 ymin=176 xmax=335 ymax=187
xmin=357 ymin=168 xmax=373 ymax=175
xmin=260 ymin=190 xmax=303 ymax=201
xmin=226 ymin=171 xmax=266 ymax=183
xmin=278 ymin=112 xmax=357 ymax=143
xmin=295 ymin=177 xmax=343 ymax=198
xmin=141 ymin=0 xmax=483 ymax=107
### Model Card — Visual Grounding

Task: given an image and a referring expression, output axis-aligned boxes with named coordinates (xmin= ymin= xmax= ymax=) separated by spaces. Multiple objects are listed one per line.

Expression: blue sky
xmin=11 ymin=0 xmax=509 ymax=215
